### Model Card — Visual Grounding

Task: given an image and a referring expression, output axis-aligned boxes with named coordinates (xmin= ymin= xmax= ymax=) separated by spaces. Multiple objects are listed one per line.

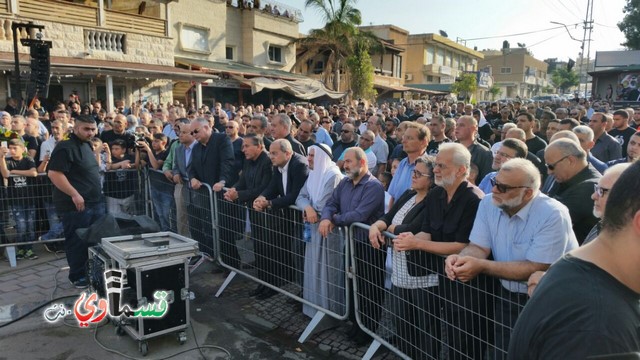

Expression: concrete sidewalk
xmin=0 ymin=244 xmax=401 ymax=359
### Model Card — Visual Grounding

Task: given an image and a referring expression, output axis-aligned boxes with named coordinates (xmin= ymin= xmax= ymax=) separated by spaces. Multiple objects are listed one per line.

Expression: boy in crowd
xmin=0 ymin=139 xmax=38 ymax=259
xmin=104 ymin=139 xmax=139 ymax=216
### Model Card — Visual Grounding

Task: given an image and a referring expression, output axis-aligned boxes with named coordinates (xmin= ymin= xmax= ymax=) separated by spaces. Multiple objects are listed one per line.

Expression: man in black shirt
xmin=393 ymin=143 xmax=485 ymax=359
xmin=11 ymin=115 xmax=38 ymax=159
xmin=516 ymin=112 xmax=547 ymax=155
xmin=544 ymin=138 xmax=601 ymax=244
xmin=331 ymin=123 xmax=357 ymax=161
xmin=509 ymin=161 xmax=640 ymax=359
xmin=48 ymin=115 xmax=105 ymax=288
xmin=608 ymin=109 xmax=637 ymax=158
xmin=426 ymin=115 xmax=451 ymax=155
xmin=100 ymin=114 xmax=135 ymax=152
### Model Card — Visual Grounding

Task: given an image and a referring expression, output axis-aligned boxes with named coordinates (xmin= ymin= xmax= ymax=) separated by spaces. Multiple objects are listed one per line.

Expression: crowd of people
xmin=2 ymin=94 xmax=640 ymax=358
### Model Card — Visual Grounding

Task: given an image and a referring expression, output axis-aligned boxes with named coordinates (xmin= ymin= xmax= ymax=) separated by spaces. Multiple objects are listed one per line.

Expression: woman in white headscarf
xmin=295 ymin=143 xmax=343 ymax=318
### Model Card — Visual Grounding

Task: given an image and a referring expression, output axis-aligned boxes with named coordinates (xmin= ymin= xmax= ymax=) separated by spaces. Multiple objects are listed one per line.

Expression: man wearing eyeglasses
xmin=446 ymin=158 xmax=578 ymax=358
xmin=509 ymin=162 xmax=638 ymax=359
xmin=478 ymin=138 xmax=528 ymax=194
xmin=544 ymin=138 xmax=601 ymax=244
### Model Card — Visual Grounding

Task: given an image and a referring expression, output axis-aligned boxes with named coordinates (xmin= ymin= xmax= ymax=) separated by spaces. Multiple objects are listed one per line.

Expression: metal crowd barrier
xmin=1 ymin=169 xmax=151 ymax=267
xmin=213 ymin=190 xmax=351 ymax=343
xmin=2 ymin=168 xmax=532 ymax=359
xmin=349 ymin=222 xmax=527 ymax=360
xmin=147 ymin=169 xmax=218 ymax=267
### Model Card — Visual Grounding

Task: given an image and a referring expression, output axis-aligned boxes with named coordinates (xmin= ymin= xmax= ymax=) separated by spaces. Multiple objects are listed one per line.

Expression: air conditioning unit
xmin=405 ymin=73 xmax=413 ymax=81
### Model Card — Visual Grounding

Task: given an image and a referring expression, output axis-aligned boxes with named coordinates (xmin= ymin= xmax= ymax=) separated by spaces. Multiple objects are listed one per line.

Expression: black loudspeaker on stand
xmin=25 ymin=41 xmax=50 ymax=103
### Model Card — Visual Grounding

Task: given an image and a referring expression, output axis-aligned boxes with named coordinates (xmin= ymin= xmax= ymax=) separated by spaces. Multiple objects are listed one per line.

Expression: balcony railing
xmin=104 ymin=9 xmax=166 ymax=37
xmin=85 ymin=29 xmax=125 ymax=53
xmin=16 ymin=0 xmax=166 ymax=37
xmin=20 ymin=0 xmax=98 ymax=28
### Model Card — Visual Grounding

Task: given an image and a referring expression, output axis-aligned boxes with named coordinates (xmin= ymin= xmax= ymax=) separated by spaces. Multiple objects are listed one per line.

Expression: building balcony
xmin=0 ymin=1 xmax=173 ymax=67
xmin=422 ymin=63 xmax=461 ymax=78
xmin=13 ymin=0 xmax=167 ymax=37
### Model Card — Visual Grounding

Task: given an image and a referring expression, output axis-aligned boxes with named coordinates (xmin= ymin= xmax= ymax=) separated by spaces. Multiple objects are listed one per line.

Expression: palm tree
xmin=293 ymin=0 xmax=366 ymax=92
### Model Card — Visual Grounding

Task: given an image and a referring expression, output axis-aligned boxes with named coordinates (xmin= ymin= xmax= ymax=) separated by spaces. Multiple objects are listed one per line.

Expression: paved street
xmin=0 ymin=244 xmax=400 ymax=359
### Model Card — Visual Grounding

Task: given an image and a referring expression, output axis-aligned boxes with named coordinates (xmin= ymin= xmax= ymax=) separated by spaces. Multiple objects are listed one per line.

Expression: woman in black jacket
xmin=368 ymin=155 xmax=436 ymax=360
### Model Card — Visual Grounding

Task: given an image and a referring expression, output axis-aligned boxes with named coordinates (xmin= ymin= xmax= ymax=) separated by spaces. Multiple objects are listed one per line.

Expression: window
xmin=393 ymin=54 xmax=402 ymax=78
xmin=436 ymin=48 xmax=444 ymax=65
xmin=225 ymin=46 xmax=234 ymax=60
xmin=426 ymin=75 xmax=434 ymax=82
xmin=268 ymin=45 xmax=283 ymax=63
xmin=500 ymin=67 xmax=512 ymax=74
xmin=178 ymin=23 xmax=210 ymax=54
xmin=425 ymin=46 xmax=434 ymax=64
xmin=313 ymin=60 xmax=324 ymax=74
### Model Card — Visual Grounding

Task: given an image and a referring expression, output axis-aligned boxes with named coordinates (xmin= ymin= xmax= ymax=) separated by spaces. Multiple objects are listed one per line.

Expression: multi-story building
xmin=478 ymin=45 xmax=549 ymax=99
xmin=0 ymin=0 xmax=314 ymax=112
xmin=403 ymin=33 xmax=484 ymax=95
xmin=0 ymin=0 xmax=210 ymax=111
xmin=296 ymin=24 xmax=444 ymax=101
xmin=172 ymin=0 xmax=312 ymax=106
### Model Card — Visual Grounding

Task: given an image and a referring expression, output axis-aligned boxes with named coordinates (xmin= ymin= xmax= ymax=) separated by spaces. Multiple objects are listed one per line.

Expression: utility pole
xmin=579 ymin=0 xmax=594 ymax=98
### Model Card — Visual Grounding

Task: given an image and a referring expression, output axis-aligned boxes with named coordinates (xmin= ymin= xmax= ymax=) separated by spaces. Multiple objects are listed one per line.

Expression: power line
xmin=462 ymin=24 xmax=580 ymax=41
xmin=594 ymin=22 xmax=618 ymax=29
xmin=528 ymin=32 xmax=566 ymax=48
xmin=557 ymin=0 xmax=583 ymax=21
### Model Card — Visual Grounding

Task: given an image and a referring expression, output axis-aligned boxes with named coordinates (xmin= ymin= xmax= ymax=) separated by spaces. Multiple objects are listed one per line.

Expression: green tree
xmin=551 ymin=68 xmax=579 ymax=93
xmin=542 ymin=85 xmax=555 ymax=94
xmin=451 ymin=73 xmax=478 ymax=101
xmin=618 ymin=0 xmax=640 ymax=49
xmin=347 ymin=38 xmax=375 ymax=100
xmin=293 ymin=0 xmax=362 ymax=91
xmin=293 ymin=0 xmax=381 ymax=95
xmin=488 ymin=85 xmax=502 ymax=100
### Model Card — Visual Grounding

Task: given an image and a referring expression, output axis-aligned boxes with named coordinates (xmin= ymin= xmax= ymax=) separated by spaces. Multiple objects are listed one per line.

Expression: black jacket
xmin=234 ymin=151 xmax=273 ymax=205
xmin=379 ymin=189 xmax=427 ymax=236
xmin=261 ymin=153 xmax=309 ymax=209
xmin=189 ymin=132 xmax=234 ymax=186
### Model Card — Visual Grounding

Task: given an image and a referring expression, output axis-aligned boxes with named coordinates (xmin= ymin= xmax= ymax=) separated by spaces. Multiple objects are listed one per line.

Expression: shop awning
xmin=374 ymin=83 xmax=440 ymax=94
xmin=176 ymin=57 xmax=346 ymax=99
xmin=176 ymin=57 xmax=309 ymax=80
xmin=0 ymin=52 xmax=215 ymax=80
xmin=404 ymin=83 xmax=451 ymax=94
xmin=233 ymin=75 xmax=346 ymax=100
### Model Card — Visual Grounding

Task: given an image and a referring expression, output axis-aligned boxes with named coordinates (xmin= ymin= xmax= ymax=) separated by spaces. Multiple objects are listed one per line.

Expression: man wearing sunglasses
xmin=510 ymin=162 xmax=638 ymax=359
xmin=445 ymin=158 xmax=578 ymax=358
xmin=544 ymin=138 xmax=601 ymax=244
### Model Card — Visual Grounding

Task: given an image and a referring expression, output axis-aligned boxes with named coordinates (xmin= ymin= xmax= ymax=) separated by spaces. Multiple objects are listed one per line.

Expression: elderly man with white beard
xmin=445 ymin=158 xmax=578 ymax=359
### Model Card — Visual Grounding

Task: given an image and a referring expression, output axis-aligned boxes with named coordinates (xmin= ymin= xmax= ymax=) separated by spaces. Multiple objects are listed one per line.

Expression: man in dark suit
xmin=188 ymin=118 xmax=234 ymax=259
xmin=271 ymin=113 xmax=306 ymax=156
xmin=253 ymin=139 xmax=309 ymax=299
xmin=222 ymin=134 xmax=273 ymax=272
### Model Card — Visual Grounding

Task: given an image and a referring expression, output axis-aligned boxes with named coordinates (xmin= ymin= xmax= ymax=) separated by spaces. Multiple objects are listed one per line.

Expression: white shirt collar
xmin=278 ymin=158 xmax=291 ymax=174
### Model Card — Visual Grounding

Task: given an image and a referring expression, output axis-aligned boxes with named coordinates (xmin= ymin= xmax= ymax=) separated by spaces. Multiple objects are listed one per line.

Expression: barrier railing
xmin=2 ymin=169 xmax=531 ymax=358
xmin=1 ymin=169 xmax=151 ymax=267
xmin=213 ymin=190 xmax=350 ymax=343
xmin=349 ymin=222 xmax=527 ymax=360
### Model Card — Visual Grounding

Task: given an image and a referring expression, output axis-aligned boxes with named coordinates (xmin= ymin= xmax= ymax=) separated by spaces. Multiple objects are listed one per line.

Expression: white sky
xmin=286 ymin=0 xmax=628 ymax=62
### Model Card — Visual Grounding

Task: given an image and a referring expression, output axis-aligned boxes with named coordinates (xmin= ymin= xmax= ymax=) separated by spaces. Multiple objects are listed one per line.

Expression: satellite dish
xmin=439 ymin=30 xmax=448 ymax=38
xmin=517 ymin=42 xmax=526 ymax=48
